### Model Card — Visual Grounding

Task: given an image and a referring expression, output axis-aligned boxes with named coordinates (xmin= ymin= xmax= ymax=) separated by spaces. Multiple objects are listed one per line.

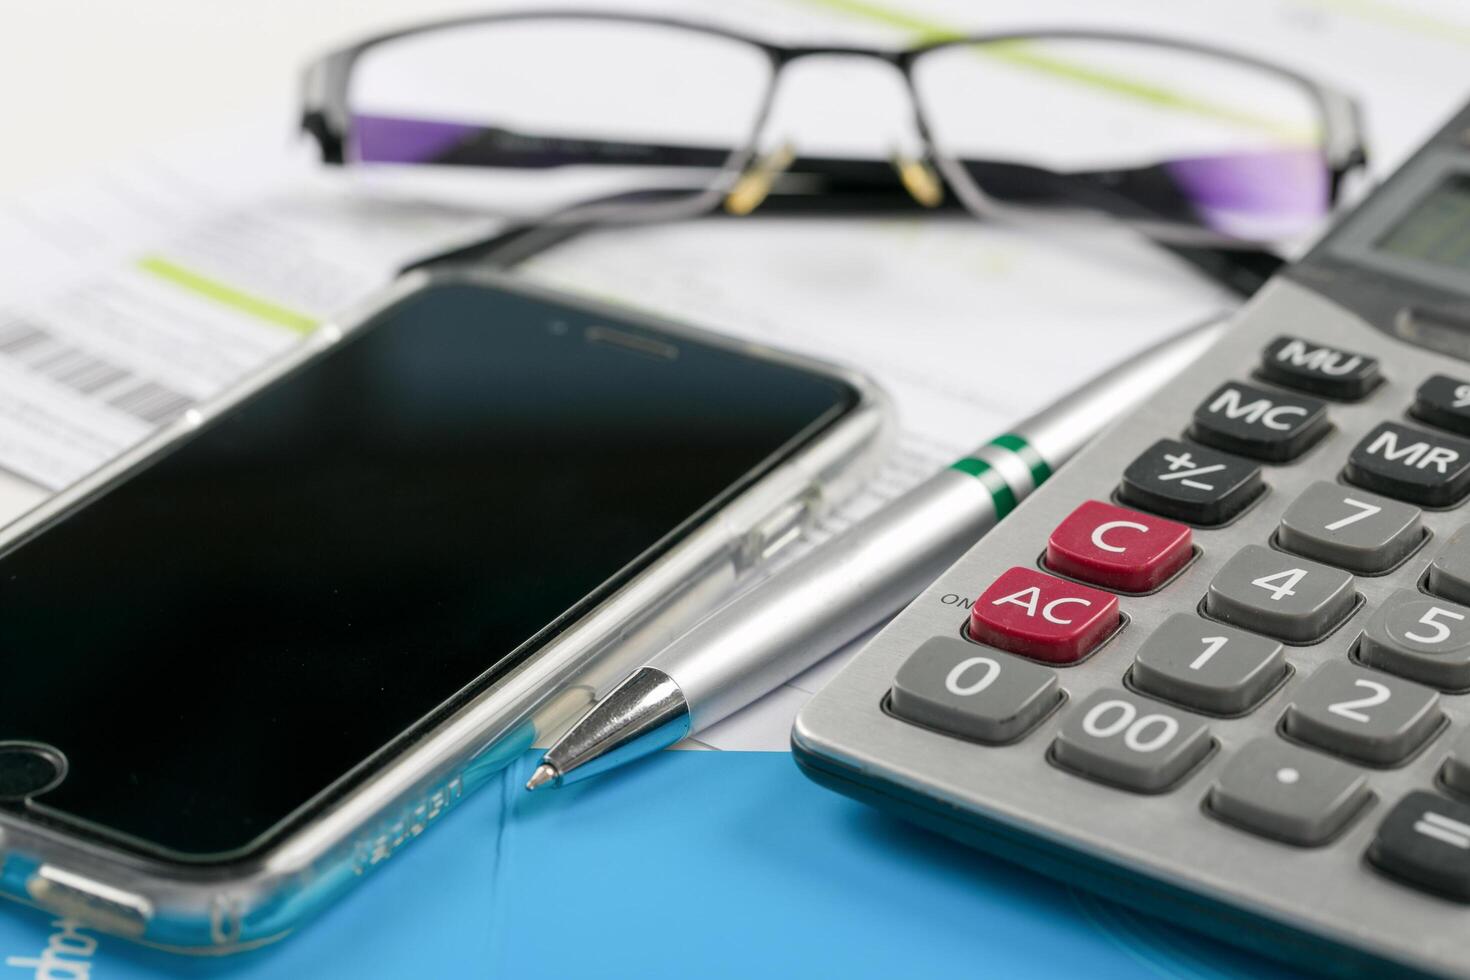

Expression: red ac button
xmin=968 ymin=566 xmax=1119 ymax=664
xmin=1046 ymin=500 xmax=1192 ymax=592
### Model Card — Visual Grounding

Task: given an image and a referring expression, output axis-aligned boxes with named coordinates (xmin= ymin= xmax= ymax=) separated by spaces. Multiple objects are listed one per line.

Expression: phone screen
xmin=0 ymin=281 xmax=857 ymax=861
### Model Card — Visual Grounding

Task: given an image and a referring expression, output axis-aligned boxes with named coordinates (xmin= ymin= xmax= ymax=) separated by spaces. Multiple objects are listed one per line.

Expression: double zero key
xmin=1052 ymin=689 xmax=1212 ymax=793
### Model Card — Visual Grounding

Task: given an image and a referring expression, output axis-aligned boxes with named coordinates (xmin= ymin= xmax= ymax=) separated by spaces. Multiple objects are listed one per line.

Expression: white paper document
xmin=0 ymin=127 xmax=501 ymax=492
xmin=1 ymin=0 xmax=1468 ymax=751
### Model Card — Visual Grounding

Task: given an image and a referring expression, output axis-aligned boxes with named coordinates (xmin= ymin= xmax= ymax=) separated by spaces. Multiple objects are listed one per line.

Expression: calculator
xmin=794 ymin=101 xmax=1470 ymax=977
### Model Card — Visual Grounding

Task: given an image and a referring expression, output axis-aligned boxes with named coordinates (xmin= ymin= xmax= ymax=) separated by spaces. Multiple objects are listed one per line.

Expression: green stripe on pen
xmin=795 ymin=0 xmax=957 ymax=40
xmin=950 ymin=433 xmax=1056 ymax=517
xmin=795 ymin=0 xmax=1312 ymax=139
xmin=949 ymin=454 xmax=1017 ymax=518
xmin=136 ymin=256 xmax=319 ymax=335
xmin=988 ymin=432 xmax=1052 ymax=485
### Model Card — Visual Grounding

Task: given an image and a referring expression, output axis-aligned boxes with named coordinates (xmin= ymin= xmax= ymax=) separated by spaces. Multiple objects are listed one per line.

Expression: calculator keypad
xmin=1208 ymin=737 xmax=1370 ymax=846
xmin=1283 ymin=661 xmax=1442 ymax=765
xmin=1258 ymin=336 xmax=1381 ymax=400
xmin=966 ymin=567 xmax=1118 ymax=664
xmin=1117 ymin=439 xmax=1263 ymax=526
xmin=1045 ymin=500 xmax=1192 ymax=592
xmin=861 ymin=328 xmax=1470 ymax=951
xmin=1204 ymin=545 xmax=1357 ymax=643
xmin=889 ymin=638 xmax=1060 ymax=744
xmin=1130 ymin=615 xmax=1285 ymax=714
xmin=1344 ymin=421 xmax=1470 ymax=507
xmin=1051 ymin=689 xmax=1212 ymax=792
xmin=1276 ymin=481 xmax=1422 ymax=573
xmin=1189 ymin=381 xmax=1329 ymax=462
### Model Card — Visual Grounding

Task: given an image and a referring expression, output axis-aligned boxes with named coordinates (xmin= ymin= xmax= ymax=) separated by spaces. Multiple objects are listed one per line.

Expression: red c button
xmin=1046 ymin=500 xmax=1192 ymax=592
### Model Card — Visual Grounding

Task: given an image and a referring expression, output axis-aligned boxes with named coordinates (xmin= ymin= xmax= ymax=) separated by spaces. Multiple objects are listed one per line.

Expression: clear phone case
xmin=0 ymin=268 xmax=891 ymax=952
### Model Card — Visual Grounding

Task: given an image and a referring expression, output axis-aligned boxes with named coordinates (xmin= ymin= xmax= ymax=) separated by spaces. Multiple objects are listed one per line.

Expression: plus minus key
xmin=1118 ymin=439 xmax=1264 ymax=526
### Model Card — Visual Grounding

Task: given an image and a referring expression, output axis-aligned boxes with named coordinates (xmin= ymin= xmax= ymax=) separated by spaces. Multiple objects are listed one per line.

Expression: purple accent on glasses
xmin=351 ymin=114 xmax=480 ymax=164
xmin=1165 ymin=147 xmax=1330 ymax=237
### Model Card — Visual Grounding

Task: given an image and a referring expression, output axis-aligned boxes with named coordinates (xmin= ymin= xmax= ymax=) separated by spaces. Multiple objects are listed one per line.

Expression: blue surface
xmin=0 ymin=751 xmax=1307 ymax=978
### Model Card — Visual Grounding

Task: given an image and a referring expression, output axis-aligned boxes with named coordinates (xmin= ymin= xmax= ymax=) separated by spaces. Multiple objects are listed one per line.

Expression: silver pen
xmin=526 ymin=317 xmax=1226 ymax=791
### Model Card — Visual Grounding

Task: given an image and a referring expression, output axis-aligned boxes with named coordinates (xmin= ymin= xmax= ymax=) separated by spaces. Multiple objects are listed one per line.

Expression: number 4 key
xmin=1205 ymin=545 xmax=1356 ymax=643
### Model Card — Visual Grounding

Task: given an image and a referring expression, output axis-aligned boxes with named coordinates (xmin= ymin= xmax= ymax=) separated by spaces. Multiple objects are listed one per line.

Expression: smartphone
xmin=0 ymin=269 xmax=887 ymax=950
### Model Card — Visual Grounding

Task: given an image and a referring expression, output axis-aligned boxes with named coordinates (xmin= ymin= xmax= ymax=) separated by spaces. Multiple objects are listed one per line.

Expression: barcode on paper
xmin=0 ymin=318 xmax=194 ymax=426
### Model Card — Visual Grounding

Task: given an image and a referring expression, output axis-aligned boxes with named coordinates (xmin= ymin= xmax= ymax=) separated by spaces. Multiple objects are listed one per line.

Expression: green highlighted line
xmin=137 ymin=256 xmax=319 ymax=335
xmin=799 ymin=0 xmax=958 ymax=40
xmin=798 ymin=0 xmax=1312 ymax=139
xmin=1303 ymin=0 xmax=1470 ymax=46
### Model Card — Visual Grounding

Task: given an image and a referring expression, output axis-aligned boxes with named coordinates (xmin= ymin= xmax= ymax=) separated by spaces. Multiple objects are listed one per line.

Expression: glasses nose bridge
xmin=762 ymin=45 xmax=929 ymax=155
xmin=750 ymin=44 xmax=939 ymax=211
xmin=764 ymin=45 xmax=921 ymax=132
xmin=774 ymin=44 xmax=907 ymax=69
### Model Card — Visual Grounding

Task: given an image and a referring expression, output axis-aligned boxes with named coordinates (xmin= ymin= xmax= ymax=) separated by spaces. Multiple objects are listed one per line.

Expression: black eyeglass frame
xmin=301 ymin=10 xmax=1368 ymax=250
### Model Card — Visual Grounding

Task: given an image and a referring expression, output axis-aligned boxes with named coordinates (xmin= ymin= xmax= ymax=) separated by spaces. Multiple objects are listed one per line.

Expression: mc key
xmin=1344 ymin=421 xmax=1470 ymax=507
xmin=1189 ymin=381 xmax=1329 ymax=462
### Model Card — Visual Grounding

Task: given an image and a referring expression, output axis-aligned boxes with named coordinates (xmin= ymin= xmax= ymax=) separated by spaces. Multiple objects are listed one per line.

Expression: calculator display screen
xmin=1375 ymin=173 xmax=1470 ymax=273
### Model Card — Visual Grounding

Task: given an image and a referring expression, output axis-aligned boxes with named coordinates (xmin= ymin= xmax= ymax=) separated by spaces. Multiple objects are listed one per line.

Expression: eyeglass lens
xmin=346 ymin=19 xmax=774 ymax=215
xmin=912 ymin=37 xmax=1331 ymax=240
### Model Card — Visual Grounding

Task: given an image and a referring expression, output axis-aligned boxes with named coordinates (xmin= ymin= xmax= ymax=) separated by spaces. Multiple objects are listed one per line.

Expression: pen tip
xmin=525 ymin=764 xmax=559 ymax=792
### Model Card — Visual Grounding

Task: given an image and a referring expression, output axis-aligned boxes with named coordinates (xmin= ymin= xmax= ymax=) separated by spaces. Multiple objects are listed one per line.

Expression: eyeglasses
xmin=300 ymin=12 xmax=1367 ymax=286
